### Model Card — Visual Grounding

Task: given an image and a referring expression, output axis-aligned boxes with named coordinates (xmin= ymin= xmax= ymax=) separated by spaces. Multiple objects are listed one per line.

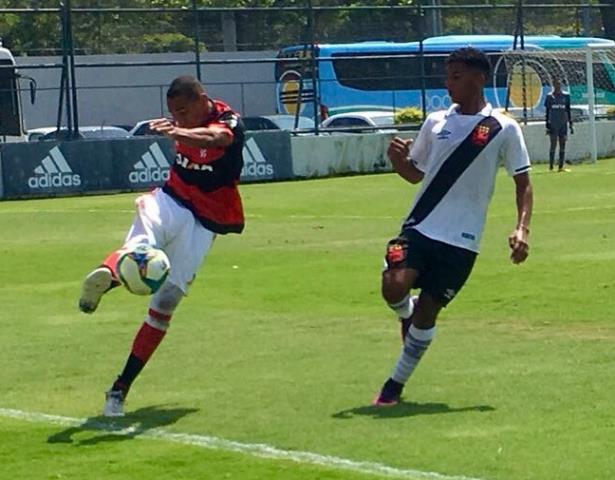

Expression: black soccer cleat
xmin=372 ymin=378 xmax=404 ymax=406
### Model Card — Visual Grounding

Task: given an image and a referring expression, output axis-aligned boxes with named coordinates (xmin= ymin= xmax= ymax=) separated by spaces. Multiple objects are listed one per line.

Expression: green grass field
xmin=1 ymin=160 xmax=614 ymax=480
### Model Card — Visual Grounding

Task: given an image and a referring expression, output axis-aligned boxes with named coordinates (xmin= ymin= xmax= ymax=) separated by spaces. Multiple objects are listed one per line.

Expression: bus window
xmin=332 ymin=53 xmax=423 ymax=90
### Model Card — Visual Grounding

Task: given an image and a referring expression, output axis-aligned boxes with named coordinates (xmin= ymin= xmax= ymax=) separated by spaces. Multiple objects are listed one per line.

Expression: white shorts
xmin=124 ymin=188 xmax=215 ymax=293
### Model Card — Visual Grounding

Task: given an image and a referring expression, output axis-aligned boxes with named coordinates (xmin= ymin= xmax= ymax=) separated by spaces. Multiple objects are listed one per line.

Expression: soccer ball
xmin=117 ymin=244 xmax=170 ymax=296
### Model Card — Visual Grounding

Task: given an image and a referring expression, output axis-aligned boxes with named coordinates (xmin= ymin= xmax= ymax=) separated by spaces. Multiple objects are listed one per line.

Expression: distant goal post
xmin=499 ymin=44 xmax=615 ymax=163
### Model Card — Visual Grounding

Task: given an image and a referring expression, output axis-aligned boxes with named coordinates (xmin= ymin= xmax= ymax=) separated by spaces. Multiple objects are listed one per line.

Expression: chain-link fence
xmin=1 ymin=3 xmax=609 ymax=56
xmin=0 ymin=2 xmax=614 ymax=136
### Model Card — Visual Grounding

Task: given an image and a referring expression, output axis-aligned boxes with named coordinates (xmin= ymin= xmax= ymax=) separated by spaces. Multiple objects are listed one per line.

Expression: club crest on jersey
xmin=471 ymin=125 xmax=490 ymax=146
xmin=175 ymin=153 xmax=214 ymax=172
xmin=387 ymin=244 xmax=405 ymax=263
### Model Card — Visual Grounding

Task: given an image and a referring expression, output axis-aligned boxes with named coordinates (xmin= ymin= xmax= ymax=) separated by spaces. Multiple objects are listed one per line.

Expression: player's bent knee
xmin=150 ymin=281 xmax=184 ymax=314
xmin=381 ymin=271 xmax=410 ymax=304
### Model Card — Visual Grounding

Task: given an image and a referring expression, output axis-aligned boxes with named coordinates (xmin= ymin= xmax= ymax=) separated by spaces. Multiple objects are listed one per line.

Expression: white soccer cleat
xmin=103 ymin=390 xmax=125 ymax=417
xmin=79 ymin=267 xmax=113 ymax=314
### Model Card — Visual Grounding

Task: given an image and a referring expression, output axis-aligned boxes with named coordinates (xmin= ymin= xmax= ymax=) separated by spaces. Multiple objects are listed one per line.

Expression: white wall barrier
xmin=290 ymin=120 xmax=615 ymax=179
xmin=291 ymin=131 xmax=415 ymax=178
xmin=521 ymin=119 xmax=615 ymax=163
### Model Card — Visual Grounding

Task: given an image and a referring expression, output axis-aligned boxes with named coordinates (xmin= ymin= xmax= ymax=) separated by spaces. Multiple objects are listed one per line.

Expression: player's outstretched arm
xmin=149 ymin=118 xmax=233 ymax=148
xmin=508 ymin=172 xmax=533 ymax=264
xmin=387 ymin=137 xmax=424 ymax=184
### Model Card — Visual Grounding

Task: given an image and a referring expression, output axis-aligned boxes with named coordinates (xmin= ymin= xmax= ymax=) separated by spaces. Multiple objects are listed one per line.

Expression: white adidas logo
xmin=242 ymin=137 xmax=274 ymax=177
xmin=129 ymin=142 xmax=171 ymax=184
xmin=28 ymin=146 xmax=81 ymax=189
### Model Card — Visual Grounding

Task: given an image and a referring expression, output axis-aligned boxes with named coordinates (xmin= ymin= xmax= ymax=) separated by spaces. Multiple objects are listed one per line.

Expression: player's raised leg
xmin=382 ymin=236 xmax=420 ymax=341
xmin=78 ymin=250 xmax=123 ymax=314
xmin=78 ymin=192 xmax=160 ymax=314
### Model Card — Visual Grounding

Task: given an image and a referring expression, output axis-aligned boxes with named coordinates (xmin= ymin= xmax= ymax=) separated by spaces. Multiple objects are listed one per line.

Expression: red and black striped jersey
xmin=163 ymin=100 xmax=245 ymax=234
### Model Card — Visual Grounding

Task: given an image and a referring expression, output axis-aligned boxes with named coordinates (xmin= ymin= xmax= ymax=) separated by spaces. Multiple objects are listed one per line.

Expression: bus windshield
xmin=0 ymin=42 xmax=25 ymax=139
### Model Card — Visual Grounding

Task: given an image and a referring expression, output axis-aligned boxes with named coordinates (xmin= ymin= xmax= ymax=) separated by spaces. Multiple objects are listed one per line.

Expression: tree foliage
xmin=0 ymin=0 xmax=613 ymax=56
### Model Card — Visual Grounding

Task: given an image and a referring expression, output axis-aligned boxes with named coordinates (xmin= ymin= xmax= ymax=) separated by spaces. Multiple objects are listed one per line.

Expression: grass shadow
xmin=47 ymin=405 xmax=198 ymax=446
xmin=332 ymin=401 xmax=495 ymax=419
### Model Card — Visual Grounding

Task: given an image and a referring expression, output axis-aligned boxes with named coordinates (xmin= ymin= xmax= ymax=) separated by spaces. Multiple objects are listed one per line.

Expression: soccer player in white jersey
xmin=373 ymin=47 xmax=533 ymax=405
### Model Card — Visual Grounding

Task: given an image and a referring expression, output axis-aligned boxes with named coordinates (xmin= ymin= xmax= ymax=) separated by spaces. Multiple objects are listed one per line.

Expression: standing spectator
xmin=545 ymin=78 xmax=574 ymax=172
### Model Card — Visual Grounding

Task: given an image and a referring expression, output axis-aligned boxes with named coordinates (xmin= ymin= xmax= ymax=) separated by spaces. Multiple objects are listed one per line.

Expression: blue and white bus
xmin=275 ymin=35 xmax=615 ymax=120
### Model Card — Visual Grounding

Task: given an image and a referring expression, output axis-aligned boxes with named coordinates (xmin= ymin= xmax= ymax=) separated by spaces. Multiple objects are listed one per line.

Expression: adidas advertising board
xmin=0 ymin=141 xmax=94 ymax=198
xmin=128 ymin=142 xmax=171 ymax=185
xmin=0 ymin=133 xmax=291 ymax=199
xmin=27 ymin=146 xmax=81 ymax=189
xmin=240 ymin=131 xmax=292 ymax=182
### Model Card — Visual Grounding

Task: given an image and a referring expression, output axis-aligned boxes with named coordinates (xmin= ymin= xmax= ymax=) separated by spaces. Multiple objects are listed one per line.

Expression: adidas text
xmin=129 ymin=169 xmax=169 ymax=184
xmin=28 ymin=173 xmax=81 ymax=189
xmin=242 ymin=163 xmax=274 ymax=177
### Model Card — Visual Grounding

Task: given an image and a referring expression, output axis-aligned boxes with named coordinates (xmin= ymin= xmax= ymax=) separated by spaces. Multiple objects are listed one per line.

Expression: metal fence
xmin=0 ymin=1 xmax=614 ymax=136
xmin=1 ymin=3 xmax=610 ymax=56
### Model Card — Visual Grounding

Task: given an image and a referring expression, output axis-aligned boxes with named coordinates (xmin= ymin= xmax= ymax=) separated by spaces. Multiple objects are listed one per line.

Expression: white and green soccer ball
xmin=117 ymin=244 xmax=170 ymax=296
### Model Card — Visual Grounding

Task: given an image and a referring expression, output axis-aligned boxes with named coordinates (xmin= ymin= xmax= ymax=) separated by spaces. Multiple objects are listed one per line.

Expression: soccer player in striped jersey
xmin=373 ymin=48 xmax=533 ymax=406
xmin=78 ymin=75 xmax=245 ymax=416
xmin=544 ymin=77 xmax=574 ymax=172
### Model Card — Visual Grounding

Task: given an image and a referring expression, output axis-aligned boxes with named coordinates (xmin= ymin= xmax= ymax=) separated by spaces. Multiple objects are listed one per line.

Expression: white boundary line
xmin=1 ymin=204 xmax=615 ymax=217
xmin=0 ymin=407 xmax=484 ymax=480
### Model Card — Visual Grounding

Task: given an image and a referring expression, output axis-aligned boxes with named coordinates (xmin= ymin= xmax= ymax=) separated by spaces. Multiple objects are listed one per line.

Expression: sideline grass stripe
xmin=0 ymin=407 xmax=484 ymax=480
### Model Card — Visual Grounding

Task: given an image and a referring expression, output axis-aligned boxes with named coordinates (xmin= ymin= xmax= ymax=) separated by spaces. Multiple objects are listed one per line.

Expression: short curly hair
xmin=446 ymin=47 xmax=491 ymax=76
xmin=167 ymin=75 xmax=204 ymax=100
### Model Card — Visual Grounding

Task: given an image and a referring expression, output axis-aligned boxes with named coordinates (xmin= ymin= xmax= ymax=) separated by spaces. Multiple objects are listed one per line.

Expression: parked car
xmin=320 ymin=111 xmax=397 ymax=133
xmin=128 ymin=120 xmax=164 ymax=137
xmin=30 ymin=125 xmax=130 ymax=141
xmin=242 ymin=114 xmax=315 ymax=132
xmin=26 ymin=127 xmax=57 ymax=142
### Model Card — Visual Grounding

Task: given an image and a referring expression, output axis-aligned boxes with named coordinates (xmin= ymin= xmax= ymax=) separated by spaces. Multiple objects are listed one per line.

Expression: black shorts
xmin=548 ymin=124 xmax=568 ymax=138
xmin=384 ymin=228 xmax=477 ymax=306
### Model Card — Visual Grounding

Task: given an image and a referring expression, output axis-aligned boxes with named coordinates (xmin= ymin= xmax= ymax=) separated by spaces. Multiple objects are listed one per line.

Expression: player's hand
xmin=149 ymin=118 xmax=177 ymax=137
xmin=387 ymin=137 xmax=413 ymax=172
xmin=508 ymin=227 xmax=529 ymax=264
xmin=570 ymin=124 xmax=574 ymax=134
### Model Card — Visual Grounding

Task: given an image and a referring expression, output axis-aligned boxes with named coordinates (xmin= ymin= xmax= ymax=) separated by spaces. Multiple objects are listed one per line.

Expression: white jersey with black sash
xmin=403 ymin=103 xmax=530 ymax=253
